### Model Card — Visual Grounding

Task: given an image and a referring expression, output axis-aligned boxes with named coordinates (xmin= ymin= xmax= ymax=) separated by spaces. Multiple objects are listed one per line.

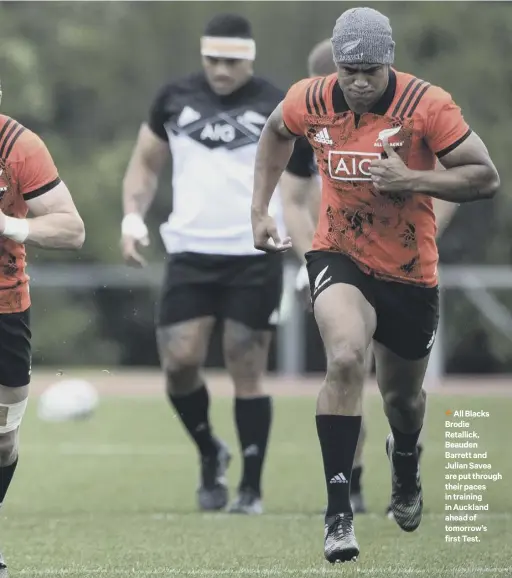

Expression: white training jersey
xmin=148 ymin=73 xmax=287 ymax=256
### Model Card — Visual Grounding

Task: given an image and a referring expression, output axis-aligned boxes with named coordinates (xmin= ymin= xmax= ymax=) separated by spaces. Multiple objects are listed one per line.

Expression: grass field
xmin=3 ymin=371 xmax=512 ymax=577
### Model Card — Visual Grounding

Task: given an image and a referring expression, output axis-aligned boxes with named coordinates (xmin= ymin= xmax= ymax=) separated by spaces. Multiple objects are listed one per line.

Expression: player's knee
xmin=0 ymin=429 xmax=18 ymax=466
xmin=382 ymin=388 xmax=425 ymax=412
xmin=157 ymin=334 xmax=204 ymax=396
xmin=157 ymin=335 xmax=204 ymax=375
xmin=165 ymin=364 xmax=202 ymax=396
xmin=0 ymin=396 xmax=24 ymax=466
xmin=326 ymin=341 xmax=366 ymax=386
xmin=223 ymin=323 xmax=269 ymax=395
xmin=162 ymin=349 xmax=203 ymax=372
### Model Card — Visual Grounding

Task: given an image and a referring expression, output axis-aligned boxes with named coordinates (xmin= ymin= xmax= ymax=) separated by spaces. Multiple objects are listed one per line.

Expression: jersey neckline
xmin=200 ymin=73 xmax=260 ymax=105
xmin=331 ymin=69 xmax=397 ymax=116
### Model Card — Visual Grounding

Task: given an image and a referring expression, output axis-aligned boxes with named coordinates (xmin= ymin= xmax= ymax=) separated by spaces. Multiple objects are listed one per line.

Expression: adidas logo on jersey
xmin=329 ymin=472 xmax=348 ymax=484
xmin=177 ymin=106 xmax=201 ymax=127
xmin=313 ymin=128 xmax=333 ymax=145
xmin=236 ymin=110 xmax=267 ymax=136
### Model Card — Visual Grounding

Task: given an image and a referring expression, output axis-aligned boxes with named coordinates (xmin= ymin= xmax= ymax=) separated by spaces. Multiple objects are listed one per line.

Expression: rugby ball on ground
xmin=37 ymin=379 xmax=99 ymax=422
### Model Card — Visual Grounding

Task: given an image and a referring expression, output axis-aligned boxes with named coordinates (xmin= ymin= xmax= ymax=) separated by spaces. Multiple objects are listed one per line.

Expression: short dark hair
xmin=204 ymin=14 xmax=253 ymax=39
xmin=308 ymin=39 xmax=336 ymax=77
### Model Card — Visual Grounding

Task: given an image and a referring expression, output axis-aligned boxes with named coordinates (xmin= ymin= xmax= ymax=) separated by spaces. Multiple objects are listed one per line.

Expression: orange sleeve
xmin=282 ymin=78 xmax=312 ymax=136
xmin=15 ymin=132 xmax=61 ymax=200
xmin=424 ymin=87 xmax=471 ymax=157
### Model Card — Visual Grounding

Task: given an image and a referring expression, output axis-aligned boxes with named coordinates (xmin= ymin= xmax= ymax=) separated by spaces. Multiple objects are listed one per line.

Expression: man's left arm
xmin=22 ymin=181 xmax=85 ymax=249
xmin=411 ymin=90 xmax=500 ymax=202
xmin=0 ymin=134 xmax=85 ymax=249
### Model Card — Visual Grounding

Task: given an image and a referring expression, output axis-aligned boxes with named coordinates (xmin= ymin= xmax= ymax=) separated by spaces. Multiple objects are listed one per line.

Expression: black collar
xmin=202 ymin=73 xmax=258 ymax=105
xmin=332 ymin=69 xmax=397 ymax=116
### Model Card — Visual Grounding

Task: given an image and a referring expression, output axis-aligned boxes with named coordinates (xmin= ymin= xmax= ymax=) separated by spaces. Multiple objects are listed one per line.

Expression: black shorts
xmin=157 ymin=252 xmax=283 ymax=330
xmin=0 ymin=308 xmax=31 ymax=387
xmin=306 ymin=251 xmax=439 ymax=361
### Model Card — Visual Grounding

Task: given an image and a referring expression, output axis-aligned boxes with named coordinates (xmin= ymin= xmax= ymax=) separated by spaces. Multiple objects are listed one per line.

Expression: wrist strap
xmin=3 ymin=216 xmax=29 ymax=243
xmin=121 ymin=213 xmax=148 ymax=240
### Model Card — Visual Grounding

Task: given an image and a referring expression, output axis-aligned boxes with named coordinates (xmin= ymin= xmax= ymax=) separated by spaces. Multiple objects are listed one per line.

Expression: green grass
xmin=3 ymin=391 xmax=512 ymax=577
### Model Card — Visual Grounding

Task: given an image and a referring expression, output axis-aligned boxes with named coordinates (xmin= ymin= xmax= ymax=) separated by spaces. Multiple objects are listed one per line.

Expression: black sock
xmin=391 ymin=425 xmax=422 ymax=454
xmin=350 ymin=465 xmax=363 ymax=495
xmin=316 ymin=415 xmax=362 ymax=516
xmin=0 ymin=458 xmax=18 ymax=505
xmin=168 ymin=385 xmax=218 ymax=457
xmin=234 ymin=396 xmax=272 ymax=497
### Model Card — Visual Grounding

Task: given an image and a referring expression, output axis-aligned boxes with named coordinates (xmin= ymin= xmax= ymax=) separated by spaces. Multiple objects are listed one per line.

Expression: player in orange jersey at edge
xmin=0 ymin=84 xmax=85 ymax=573
xmin=251 ymin=7 xmax=499 ymax=564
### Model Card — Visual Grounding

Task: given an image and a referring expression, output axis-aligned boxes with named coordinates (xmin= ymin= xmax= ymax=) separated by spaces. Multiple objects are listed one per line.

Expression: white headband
xmin=200 ymin=36 xmax=256 ymax=61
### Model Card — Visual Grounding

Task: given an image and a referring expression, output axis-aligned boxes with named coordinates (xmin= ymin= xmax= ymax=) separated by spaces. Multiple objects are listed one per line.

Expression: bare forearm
xmin=122 ymin=163 xmax=159 ymax=217
xmin=411 ymin=165 xmax=499 ymax=202
xmin=252 ymin=125 xmax=295 ymax=215
xmin=22 ymin=213 xmax=85 ymax=249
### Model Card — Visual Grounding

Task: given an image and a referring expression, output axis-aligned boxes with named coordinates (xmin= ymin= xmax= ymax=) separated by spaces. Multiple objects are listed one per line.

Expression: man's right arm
xmin=281 ymin=137 xmax=319 ymax=263
xmin=121 ymin=85 xmax=172 ymax=266
xmin=251 ymin=79 xmax=311 ymax=252
xmin=251 ymin=78 xmax=309 ymax=220
xmin=251 ymin=102 xmax=298 ymax=219
xmin=122 ymin=123 xmax=169 ymax=219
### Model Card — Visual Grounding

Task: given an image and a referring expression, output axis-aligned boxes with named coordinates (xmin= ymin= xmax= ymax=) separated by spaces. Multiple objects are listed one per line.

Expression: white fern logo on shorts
xmin=314 ymin=266 xmax=332 ymax=295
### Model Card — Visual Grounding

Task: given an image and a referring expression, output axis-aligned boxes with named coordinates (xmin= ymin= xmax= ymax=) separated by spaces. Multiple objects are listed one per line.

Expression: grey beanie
xmin=331 ymin=7 xmax=395 ymax=65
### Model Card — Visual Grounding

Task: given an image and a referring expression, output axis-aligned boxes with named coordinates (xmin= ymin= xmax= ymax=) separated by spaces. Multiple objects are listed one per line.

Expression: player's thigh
xmin=157 ymin=318 xmax=216 ymax=372
xmin=222 ymin=253 xmax=283 ymax=331
xmin=156 ymin=252 xmax=221 ymax=328
xmin=306 ymin=251 xmax=376 ymax=371
xmin=220 ymin=254 xmax=280 ymax=381
xmin=372 ymin=280 xmax=439 ymax=400
xmin=156 ymin=253 xmax=219 ymax=369
xmin=0 ymin=310 xmax=31 ymax=449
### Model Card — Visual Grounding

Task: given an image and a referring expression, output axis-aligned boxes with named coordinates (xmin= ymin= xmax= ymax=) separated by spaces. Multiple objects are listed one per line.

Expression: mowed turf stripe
xmin=18 ymin=566 xmax=512 ymax=576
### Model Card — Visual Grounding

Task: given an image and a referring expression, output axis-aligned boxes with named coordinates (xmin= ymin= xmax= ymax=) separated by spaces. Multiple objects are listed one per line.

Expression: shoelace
xmin=331 ymin=514 xmax=353 ymax=541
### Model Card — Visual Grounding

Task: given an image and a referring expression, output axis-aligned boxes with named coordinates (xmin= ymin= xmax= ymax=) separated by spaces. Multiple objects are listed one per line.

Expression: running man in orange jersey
xmin=0 ymin=99 xmax=85 ymax=573
xmin=251 ymin=7 xmax=499 ymax=563
xmin=281 ymin=37 xmax=462 ymax=519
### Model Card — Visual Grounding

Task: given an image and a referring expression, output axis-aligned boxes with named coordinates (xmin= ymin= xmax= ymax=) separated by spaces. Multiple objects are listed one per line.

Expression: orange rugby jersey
xmin=282 ymin=70 xmax=471 ymax=287
xmin=0 ymin=115 xmax=61 ymax=313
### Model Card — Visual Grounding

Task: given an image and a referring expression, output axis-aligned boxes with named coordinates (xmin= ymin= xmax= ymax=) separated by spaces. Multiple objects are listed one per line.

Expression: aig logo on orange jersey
xmin=328 ymin=151 xmax=381 ymax=182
